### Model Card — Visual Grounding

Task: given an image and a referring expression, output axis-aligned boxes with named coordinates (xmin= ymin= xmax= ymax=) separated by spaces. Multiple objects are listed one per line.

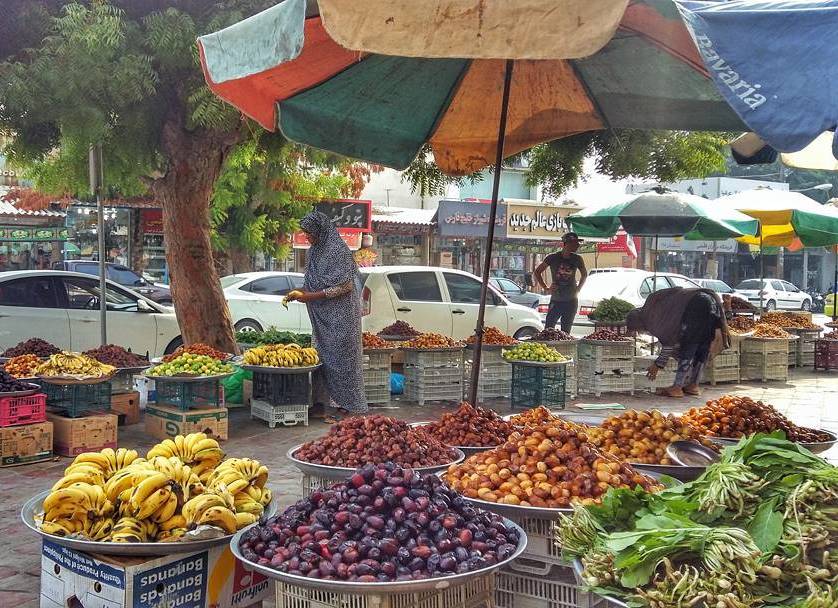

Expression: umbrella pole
xmin=652 ymin=235 xmax=658 ymax=292
xmin=469 ymin=59 xmax=513 ymax=406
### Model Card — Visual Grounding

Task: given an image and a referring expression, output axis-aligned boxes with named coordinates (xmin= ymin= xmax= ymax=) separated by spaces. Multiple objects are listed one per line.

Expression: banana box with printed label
xmin=40 ymin=539 xmax=271 ymax=608
xmin=145 ymin=404 xmax=228 ymax=441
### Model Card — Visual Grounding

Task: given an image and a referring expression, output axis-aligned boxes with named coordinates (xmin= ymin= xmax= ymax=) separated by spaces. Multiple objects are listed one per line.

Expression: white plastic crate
xmin=404 ymin=381 xmax=464 ymax=405
xmin=467 ymin=379 xmax=512 ymax=401
xmin=404 ymin=349 xmax=464 ymax=369
xmin=577 ymin=341 xmax=634 ymax=364
xmin=741 ymin=363 xmax=788 ymax=382
xmin=507 ymin=516 xmax=564 ymax=568
xmin=363 ymin=350 xmax=393 ymax=371
xmin=366 ymin=385 xmax=391 ymax=405
xmin=465 ymin=347 xmax=508 ymax=369
xmin=276 ymin=571 xmax=494 ymax=608
xmin=741 ymin=350 xmax=787 ymax=368
xmin=577 ymin=357 xmax=634 ymax=396
xmin=633 ymin=371 xmax=676 ymax=392
xmin=496 ymin=563 xmax=606 ymax=608
xmin=703 ymin=364 xmax=741 ymax=385
xmin=405 ymin=366 xmax=464 ymax=387
xmin=250 ymin=400 xmax=308 ymax=428
xmin=301 ymin=473 xmax=339 ymax=496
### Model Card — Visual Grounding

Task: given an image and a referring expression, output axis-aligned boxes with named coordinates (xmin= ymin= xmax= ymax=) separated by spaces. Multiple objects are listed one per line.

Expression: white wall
xmin=361 ymin=168 xmax=456 ymax=210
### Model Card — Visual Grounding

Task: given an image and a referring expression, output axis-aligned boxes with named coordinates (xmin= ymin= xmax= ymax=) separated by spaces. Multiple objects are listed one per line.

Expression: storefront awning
xmin=372 ymin=207 xmax=436 ymax=226
xmin=0 ymin=195 xmax=66 ymax=218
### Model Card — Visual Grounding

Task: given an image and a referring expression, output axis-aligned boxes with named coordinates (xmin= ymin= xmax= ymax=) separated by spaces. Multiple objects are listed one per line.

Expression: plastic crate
xmin=577 ymin=341 xmax=634 ymax=364
xmin=741 ymin=350 xmax=787 ymax=368
xmin=404 ymin=381 xmax=464 ymax=405
xmin=253 ymin=371 xmax=312 ymax=406
xmin=496 ymin=563 xmax=606 ymax=608
xmin=154 ymin=378 xmax=224 ymax=410
xmin=44 ymin=382 xmax=112 ymax=418
xmin=703 ymin=362 xmax=741 ymax=385
xmin=404 ymin=349 xmax=464 ymax=369
xmin=791 ymin=329 xmax=819 ymax=368
xmin=741 ymin=362 xmax=788 ymax=382
xmin=251 ymin=400 xmax=308 ymax=428
xmin=511 ymin=364 xmax=567 ymax=410
xmin=366 ymin=385 xmax=391 ymax=405
xmin=109 ymin=368 xmax=142 ymax=393
xmin=405 ymin=366 xmax=464 ymax=387
xmin=815 ymin=339 xmax=838 ymax=370
xmin=633 ymin=371 xmax=676 ymax=392
xmin=363 ymin=350 xmax=392 ymax=371
xmin=741 ymin=337 xmax=790 ymax=356
xmin=301 ymin=473 xmax=339 ymax=495
xmin=276 ymin=571 xmax=494 ymax=608
xmin=364 ymin=367 xmax=391 ymax=388
xmin=0 ymin=393 xmax=47 ymax=427
xmin=577 ymin=370 xmax=634 ymax=397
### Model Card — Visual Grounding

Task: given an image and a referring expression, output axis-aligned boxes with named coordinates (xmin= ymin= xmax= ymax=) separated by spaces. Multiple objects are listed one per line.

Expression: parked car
xmin=221 ymin=272 xmax=310 ymax=333
xmin=735 ymin=278 xmax=812 ymax=311
xmin=54 ymin=261 xmax=172 ymax=305
xmin=577 ymin=268 xmax=700 ymax=317
xmin=360 ymin=266 xmax=543 ymax=340
xmin=0 ymin=271 xmax=182 ymax=357
xmin=692 ymin=278 xmax=736 ymax=295
xmin=488 ymin=277 xmax=540 ymax=308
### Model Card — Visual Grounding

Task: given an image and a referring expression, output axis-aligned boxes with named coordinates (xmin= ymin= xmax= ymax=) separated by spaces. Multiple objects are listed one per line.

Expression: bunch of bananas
xmin=242 ymin=343 xmax=319 ymax=368
xmin=35 ymin=352 xmax=116 ymax=379
xmin=38 ymin=434 xmax=272 ymax=543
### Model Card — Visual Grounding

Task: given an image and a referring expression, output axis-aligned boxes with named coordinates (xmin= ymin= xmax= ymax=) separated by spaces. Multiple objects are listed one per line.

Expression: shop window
xmin=0 ymin=277 xmax=60 ymax=308
xmin=388 ymin=272 xmax=442 ymax=302
xmin=245 ymin=276 xmax=291 ymax=296
xmin=60 ymin=277 xmax=140 ymax=312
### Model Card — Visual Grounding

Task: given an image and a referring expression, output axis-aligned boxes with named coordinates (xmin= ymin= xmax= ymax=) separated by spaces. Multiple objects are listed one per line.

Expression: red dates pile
xmin=584 ymin=329 xmax=630 ymax=342
xmin=378 ymin=321 xmax=420 ymax=337
xmin=3 ymin=338 xmax=60 ymax=358
xmin=295 ymin=416 xmax=458 ymax=468
xmin=423 ymin=402 xmax=513 ymax=447
xmin=238 ymin=463 xmax=520 ymax=582
xmin=84 ymin=344 xmax=148 ymax=368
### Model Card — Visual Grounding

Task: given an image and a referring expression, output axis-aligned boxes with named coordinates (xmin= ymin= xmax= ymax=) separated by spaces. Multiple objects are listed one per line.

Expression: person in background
xmin=534 ymin=232 xmax=587 ymax=332
xmin=285 ymin=212 xmax=367 ymax=421
xmin=626 ymin=286 xmax=730 ymax=398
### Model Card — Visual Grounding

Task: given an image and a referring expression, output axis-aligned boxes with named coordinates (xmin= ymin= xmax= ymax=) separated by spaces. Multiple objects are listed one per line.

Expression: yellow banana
xmin=151 ymin=492 xmax=179 ymax=524
xmin=259 ymin=488 xmax=272 ymax=506
xmin=40 ymin=520 xmax=74 ymax=537
xmin=89 ymin=517 xmax=114 ymax=541
xmin=157 ymin=528 xmax=187 ymax=542
xmin=111 ymin=517 xmax=146 ymax=542
xmin=235 ymin=512 xmax=258 ymax=529
xmin=71 ymin=451 xmax=111 ymax=471
xmin=51 ymin=472 xmax=101 ymax=492
xmin=129 ymin=472 xmax=171 ymax=510
xmin=43 ymin=486 xmax=93 ymax=514
xmin=198 ymin=506 xmax=237 ymax=534
xmin=135 ymin=486 xmax=172 ymax=520
xmin=147 ymin=439 xmax=177 ymax=460
xmin=158 ymin=514 xmax=186 ymax=532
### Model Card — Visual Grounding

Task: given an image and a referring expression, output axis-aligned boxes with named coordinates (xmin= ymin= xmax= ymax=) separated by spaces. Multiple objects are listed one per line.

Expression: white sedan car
xmin=221 ymin=272 xmax=311 ymax=333
xmin=0 ymin=270 xmax=182 ymax=357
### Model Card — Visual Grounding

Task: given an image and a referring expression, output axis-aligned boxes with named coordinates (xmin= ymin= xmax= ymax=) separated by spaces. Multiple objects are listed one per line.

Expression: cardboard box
xmin=145 ymin=404 xmax=228 ymax=441
xmin=40 ymin=539 xmax=272 ymax=608
xmin=111 ymin=391 xmax=141 ymax=426
xmin=242 ymin=380 xmax=252 ymax=407
xmin=48 ymin=413 xmax=118 ymax=457
xmin=0 ymin=420 xmax=52 ymax=466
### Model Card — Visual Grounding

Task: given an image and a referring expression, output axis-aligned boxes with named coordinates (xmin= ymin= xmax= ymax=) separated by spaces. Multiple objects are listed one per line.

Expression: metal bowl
xmin=38 ymin=373 xmax=117 ymax=386
xmin=239 ymin=364 xmax=321 ymax=375
xmin=143 ymin=371 xmax=234 ymax=383
xmin=705 ymin=429 xmax=838 ymax=454
xmin=230 ymin=517 xmax=527 ymax=593
xmin=409 ymin=422 xmax=499 ymax=457
xmin=503 ymin=358 xmax=572 ymax=368
xmin=21 ymin=490 xmax=276 ymax=556
xmin=666 ymin=440 xmax=720 ymax=467
xmin=458 ymin=495 xmax=572 ymax=520
xmin=572 ymin=560 xmax=627 ymax=607
xmin=287 ymin=446 xmax=465 ymax=481
xmin=465 ymin=342 xmax=515 ymax=351
xmin=630 ymin=462 xmax=706 ymax=482
xmin=0 ymin=382 xmax=41 ymax=398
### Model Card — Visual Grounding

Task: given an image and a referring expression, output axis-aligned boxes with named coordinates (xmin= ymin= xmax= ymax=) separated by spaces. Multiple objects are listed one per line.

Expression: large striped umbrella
xmin=198 ymin=0 xmax=746 ymax=404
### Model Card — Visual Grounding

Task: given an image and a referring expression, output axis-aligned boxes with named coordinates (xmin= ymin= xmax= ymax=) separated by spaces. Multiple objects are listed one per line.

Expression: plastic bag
xmin=221 ymin=366 xmax=252 ymax=405
xmin=390 ymin=372 xmax=404 ymax=395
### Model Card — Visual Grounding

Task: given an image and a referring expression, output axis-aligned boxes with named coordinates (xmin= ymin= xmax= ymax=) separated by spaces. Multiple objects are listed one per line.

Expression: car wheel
xmin=802 ymin=299 xmax=811 ymax=311
xmin=234 ymin=319 xmax=263 ymax=333
xmin=764 ymin=300 xmax=777 ymax=311
xmin=513 ymin=327 xmax=538 ymax=340
xmin=164 ymin=337 xmax=183 ymax=355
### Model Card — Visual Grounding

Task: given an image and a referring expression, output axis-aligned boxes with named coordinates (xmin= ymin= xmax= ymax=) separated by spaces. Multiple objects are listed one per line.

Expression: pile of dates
xmin=3 ymin=338 xmax=60 ymax=358
xmin=0 ymin=371 xmax=36 ymax=392
xmin=295 ymin=416 xmax=458 ymax=468
xmin=531 ymin=328 xmax=574 ymax=341
xmin=378 ymin=321 xmax=420 ymax=338
xmin=84 ymin=344 xmax=148 ymax=368
xmin=423 ymin=402 xmax=513 ymax=447
xmin=238 ymin=463 xmax=521 ymax=581
xmin=583 ymin=329 xmax=630 ymax=342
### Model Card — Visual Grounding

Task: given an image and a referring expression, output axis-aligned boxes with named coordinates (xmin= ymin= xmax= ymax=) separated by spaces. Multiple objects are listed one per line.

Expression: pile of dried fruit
xmin=379 ymin=321 xmax=420 ymax=337
xmin=36 ymin=352 xmax=116 ymax=379
xmin=585 ymin=409 xmax=716 ymax=465
xmin=823 ymin=330 xmax=838 ymax=340
xmin=583 ymin=329 xmax=631 ymax=342
xmin=402 ymin=334 xmax=463 ymax=350
xmin=466 ymin=327 xmax=516 ymax=346
xmin=3 ymin=338 xmax=60 ymax=358
xmin=761 ymin=311 xmax=820 ymax=330
xmin=362 ymin=332 xmax=394 ymax=349
xmin=84 ymin=345 xmax=148 ymax=368
xmin=728 ymin=316 xmax=756 ymax=334
xmin=729 ymin=295 xmax=755 ymax=310
xmin=681 ymin=395 xmax=833 ymax=442
xmin=163 ymin=343 xmax=229 ymax=362
xmin=506 ymin=406 xmax=559 ymax=427
xmin=422 ymin=402 xmax=513 ymax=447
xmin=238 ymin=463 xmax=521 ymax=582
xmin=531 ymin=328 xmax=574 ymax=341
xmin=148 ymin=354 xmax=234 ymax=377
xmin=445 ymin=426 xmax=659 ymax=508
xmin=752 ymin=323 xmax=791 ymax=339
xmin=4 ymin=354 xmax=42 ymax=378
xmin=0 ymin=371 xmax=37 ymax=393
xmin=295 ymin=416 xmax=458 ymax=468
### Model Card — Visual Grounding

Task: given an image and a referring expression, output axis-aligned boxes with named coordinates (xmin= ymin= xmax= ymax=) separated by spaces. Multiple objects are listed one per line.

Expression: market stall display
xmin=401 ymin=335 xmax=465 ymax=405
xmin=727 ymin=315 xmax=755 ymax=334
xmin=3 ymin=354 xmax=42 ymax=379
xmin=25 ymin=433 xmax=273 ymax=555
xmin=578 ymin=331 xmax=634 ymax=397
xmin=531 ymin=328 xmax=575 ymax=342
xmin=234 ymin=462 xmax=525 ymax=589
xmin=146 ymin=355 xmax=234 ymax=410
xmin=680 ymin=395 xmax=836 ymax=451
xmin=402 ymin=333 xmax=464 ymax=349
xmin=83 ymin=345 xmax=148 ymax=368
xmin=583 ymin=329 xmax=632 ymax=342
xmin=463 ymin=327 xmax=515 ymax=400
xmin=0 ymin=370 xmax=40 ymax=395
xmin=752 ymin=323 xmax=791 ymax=339
xmin=235 ymin=329 xmax=312 ymax=347
xmin=741 ymin=331 xmax=794 ymax=382
xmin=378 ymin=320 xmax=420 ymax=339
xmin=444 ymin=425 xmax=660 ymax=511
xmin=35 ymin=352 xmax=116 ymax=382
xmin=418 ymin=402 xmax=513 ymax=454
xmin=2 ymin=338 xmax=60 ymax=359
xmin=730 ymin=295 xmax=757 ymax=312
xmin=146 ymin=354 xmax=234 ymax=378
xmin=502 ymin=342 xmax=567 ymax=363
xmin=362 ymin=332 xmax=396 ymax=350
xmin=241 ymin=343 xmax=320 ymax=369
xmin=590 ymin=297 xmax=634 ymax=323
xmin=562 ymin=433 xmax=838 ymax=608
xmin=466 ymin=326 xmax=516 ymax=346
xmin=760 ymin=311 xmax=820 ymax=330
xmin=815 ymin=335 xmax=838 ymax=371
xmin=505 ymin=406 xmax=563 ymax=428
xmin=361 ymin=335 xmax=392 ymax=406
xmin=162 ymin=342 xmax=230 ymax=362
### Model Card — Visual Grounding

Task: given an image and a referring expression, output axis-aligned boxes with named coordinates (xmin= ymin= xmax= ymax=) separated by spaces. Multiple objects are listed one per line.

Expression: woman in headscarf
xmin=285 ymin=212 xmax=367 ymax=419
xmin=626 ymin=286 xmax=730 ymax=398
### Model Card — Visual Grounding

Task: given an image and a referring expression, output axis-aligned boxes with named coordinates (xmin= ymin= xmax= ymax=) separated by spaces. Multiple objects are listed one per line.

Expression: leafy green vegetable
xmin=747 ymin=499 xmax=784 ymax=553
xmin=591 ymin=297 xmax=635 ymax=322
xmin=235 ymin=329 xmax=312 ymax=347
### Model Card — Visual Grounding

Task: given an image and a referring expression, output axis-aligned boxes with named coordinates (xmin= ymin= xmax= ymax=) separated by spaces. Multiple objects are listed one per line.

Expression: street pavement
xmin=2 ymin=369 xmax=837 ymax=606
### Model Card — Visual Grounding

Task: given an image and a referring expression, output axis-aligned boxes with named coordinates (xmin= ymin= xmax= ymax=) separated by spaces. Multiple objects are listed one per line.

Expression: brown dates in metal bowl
xmin=238 ymin=463 xmax=522 ymax=582
xmin=422 ymin=402 xmax=513 ymax=448
xmin=295 ymin=415 xmax=458 ymax=468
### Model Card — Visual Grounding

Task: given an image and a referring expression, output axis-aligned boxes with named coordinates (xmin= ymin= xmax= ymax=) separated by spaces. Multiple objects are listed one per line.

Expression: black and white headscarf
xmin=300 ymin=212 xmax=356 ymax=292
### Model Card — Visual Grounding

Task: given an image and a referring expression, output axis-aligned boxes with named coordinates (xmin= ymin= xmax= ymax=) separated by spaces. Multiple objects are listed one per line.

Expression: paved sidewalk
xmin=2 ymin=369 xmax=837 ymax=606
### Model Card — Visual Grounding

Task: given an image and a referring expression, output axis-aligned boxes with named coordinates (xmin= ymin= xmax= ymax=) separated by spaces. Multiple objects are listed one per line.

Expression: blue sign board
xmin=436 ymin=200 xmax=507 ymax=238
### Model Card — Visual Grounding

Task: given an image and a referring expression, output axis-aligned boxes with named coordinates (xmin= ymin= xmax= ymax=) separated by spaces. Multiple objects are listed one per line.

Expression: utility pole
xmin=89 ymin=143 xmax=107 ymax=345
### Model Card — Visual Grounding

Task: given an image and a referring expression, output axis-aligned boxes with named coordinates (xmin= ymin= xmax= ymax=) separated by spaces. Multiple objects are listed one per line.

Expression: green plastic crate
xmin=44 ymin=382 xmax=112 ymax=418
xmin=154 ymin=378 xmax=224 ymax=410
xmin=510 ymin=363 xmax=567 ymax=410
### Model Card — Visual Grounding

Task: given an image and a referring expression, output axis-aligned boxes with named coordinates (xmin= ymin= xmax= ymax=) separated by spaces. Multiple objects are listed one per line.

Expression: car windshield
xmin=736 ymin=279 xmax=764 ymax=290
xmin=580 ymin=273 xmax=631 ymax=300
xmin=220 ymin=275 xmax=246 ymax=288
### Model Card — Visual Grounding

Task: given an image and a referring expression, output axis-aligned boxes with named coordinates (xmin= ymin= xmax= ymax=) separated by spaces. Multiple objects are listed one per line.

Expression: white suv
xmin=735 ymin=278 xmax=811 ymax=311
xmin=360 ymin=267 xmax=543 ymax=340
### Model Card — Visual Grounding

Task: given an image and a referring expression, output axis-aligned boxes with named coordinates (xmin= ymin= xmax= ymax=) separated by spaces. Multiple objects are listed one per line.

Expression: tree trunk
xmin=230 ymin=246 xmax=251 ymax=274
xmin=150 ymin=117 xmax=240 ymax=353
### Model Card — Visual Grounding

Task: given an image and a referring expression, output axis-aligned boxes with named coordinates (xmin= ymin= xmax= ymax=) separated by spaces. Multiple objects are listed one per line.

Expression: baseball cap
xmin=562 ymin=232 xmax=582 ymax=243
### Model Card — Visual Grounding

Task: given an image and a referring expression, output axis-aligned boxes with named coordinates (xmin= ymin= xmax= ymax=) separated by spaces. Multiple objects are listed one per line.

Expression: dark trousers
xmin=545 ymin=299 xmax=578 ymax=333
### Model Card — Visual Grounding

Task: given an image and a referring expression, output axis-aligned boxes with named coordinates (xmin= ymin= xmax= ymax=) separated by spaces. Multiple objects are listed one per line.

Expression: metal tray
xmin=287 ymin=445 xmax=465 ymax=481
xmin=362 ymin=347 xmax=397 ymax=354
xmin=705 ymin=429 xmax=838 ymax=454
xmin=143 ymin=371 xmax=234 ymax=383
xmin=572 ymin=560 xmax=627 ymax=608
xmin=0 ymin=383 xmax=41 ymax=398
xmin=529 ymin=339 xmax=578 ymax=346
xmin=239 ymin=364 xmax=320 ymax=375
xmin=580 ymin=338 xmax=633 ymax=345
xmin=38 ymin=373 xmax=116 ymax=386
xmin=21 ymin=490 xmax=277 ymax=556
xmin=630 ymin=462 xmax=706 ymax=482
xmin=230 ymin=517 xmax=526 ymax=594
xmin=458 ymin=494 xmax=572 ymax=520
xmin=115 ymin=365 xmax=151 ymax=373
xmin=465 ymin=342 xmax=516 ymax=351
xmin=400 ymin=346 xmax=465 ymax=352
xmin=503 ymin=358 xmax=572 ymax=368
xmin=666 ymin=440 xmax=720 ymax=467
xmin=376 ymin=334 xmax=414 ymax=342
xmin=408 ymin=423 xmax=498 ymax=457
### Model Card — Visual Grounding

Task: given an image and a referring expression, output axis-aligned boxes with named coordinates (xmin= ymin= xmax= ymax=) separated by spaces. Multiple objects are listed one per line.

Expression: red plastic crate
xmin=0 ymin=393 xmax=47 ymax=427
